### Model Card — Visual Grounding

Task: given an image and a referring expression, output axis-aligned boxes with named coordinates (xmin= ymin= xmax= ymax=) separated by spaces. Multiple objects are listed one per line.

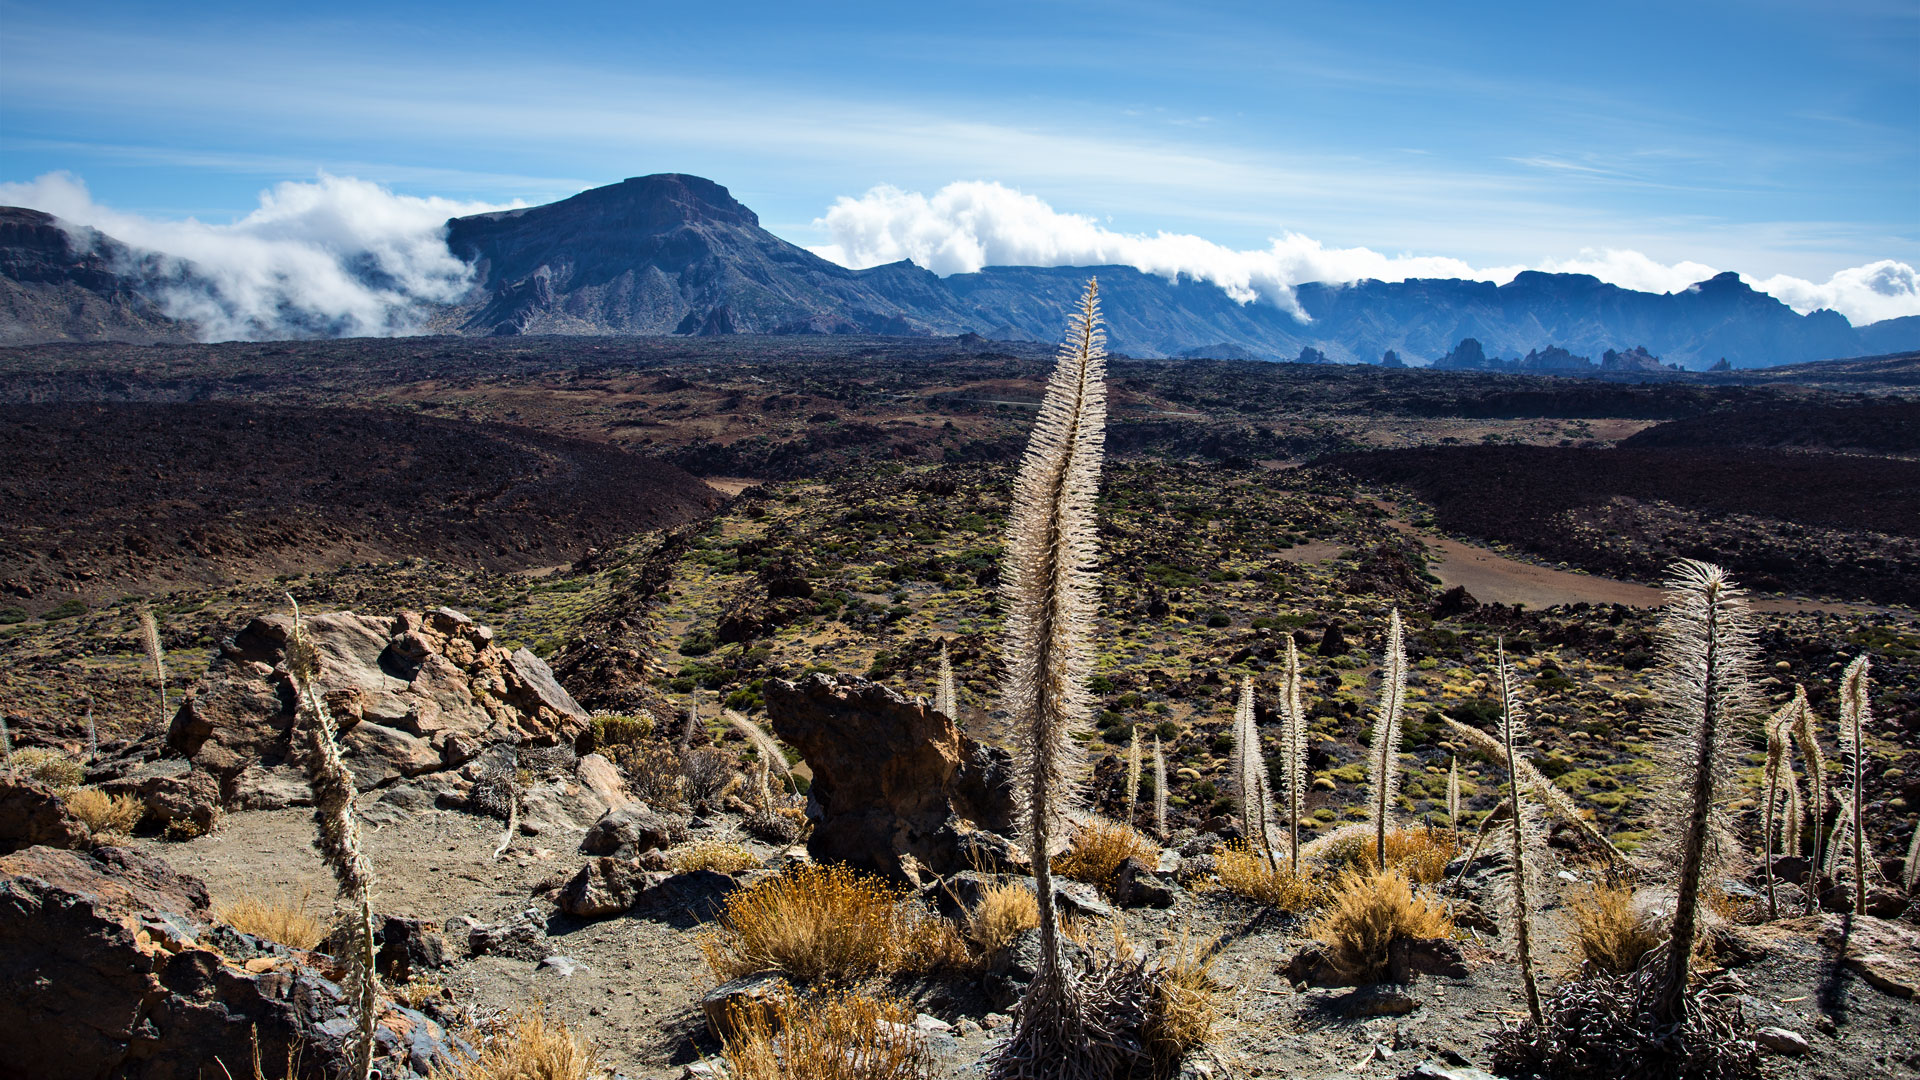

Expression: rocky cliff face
xmin=0 ymin=207 xmax=194 ymax=345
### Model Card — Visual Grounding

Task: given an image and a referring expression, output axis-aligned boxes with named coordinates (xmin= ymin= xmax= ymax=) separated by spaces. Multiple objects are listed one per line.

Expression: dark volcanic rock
xmin=580 ymin=802 xmax=689 ymax=858
xmin=0 ymin=844 xmax=463 ymax=1078
xmin=0 ymin=777 xmax=91 ymax=853
xmin=766 ymin=672 xmax=1019 ymax=880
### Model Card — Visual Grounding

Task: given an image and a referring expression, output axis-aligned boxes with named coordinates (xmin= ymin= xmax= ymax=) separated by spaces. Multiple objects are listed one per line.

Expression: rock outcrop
xmin=0 ymin=844 xmax=464 ymax=1078
xmin=766 ymin=672 xmax=1019 ymax=881
xmin=168 ymin=607 xmax=590 ymax=805
xmin=0 ymin=777 xmax=91 ymax=853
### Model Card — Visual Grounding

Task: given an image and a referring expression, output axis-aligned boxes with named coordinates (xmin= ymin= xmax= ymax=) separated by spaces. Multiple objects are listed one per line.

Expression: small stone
xmin=1410 ymin=1064 xmax=1502 ymax=1080
xmin=954 ymin=1018 xmax=983 ymax=1036
xmin=913 ymin=1013 xmax=952 ymax=1033
xmin=681 ymin=1063 xmax=729 ymax=1080
xmin=982 ymin=1013 xmax=1010 ymax=1030
xmin=537 ymin=955 xmax=584 ymax=977
xmin=1755 ymin=1027 xmax=1810 ymax=1056
xmin=702 ymin=973 xmax=790 ymax=1042
xmin=1336 ymin=985 xmax=1420 ymax=1018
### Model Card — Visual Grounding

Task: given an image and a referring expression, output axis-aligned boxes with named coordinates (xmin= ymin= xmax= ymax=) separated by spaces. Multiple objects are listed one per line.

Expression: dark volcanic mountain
xmin=0 ymin=208 xmax=194 ymax=345
xmin=440 ymin=174 xmax=938 ymax=337
xmin=435 ymin=175 xmax=1913 ymax=367
xmin=4 ymin=174 xmax=1916 ymax=367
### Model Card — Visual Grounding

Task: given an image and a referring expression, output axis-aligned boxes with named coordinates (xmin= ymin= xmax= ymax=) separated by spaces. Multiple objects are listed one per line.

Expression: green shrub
xmin=43 ymin=599 xmax=88 ymax=621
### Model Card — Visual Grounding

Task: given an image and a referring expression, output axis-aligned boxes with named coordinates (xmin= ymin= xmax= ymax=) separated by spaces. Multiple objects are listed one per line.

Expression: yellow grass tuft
xmin=965 ymin=878 xmax=1040 ymax=958
xmin=1144 ymin=930 xmax=1223 ymax=1074
xmin=65 ymin=786 xmax=143 ymax=837
xmin=668 ymin=839 xmax=760 ymax=874
xmin=215 ymin=888 xmax=326 ymax=951
xmin=1308 ymin=868 xmax=1454 ymax=983
xmin=698 ymin=863 xmax=967 ymax=984
xmin=13 ymin=746 xmax=85 ymax=790
xmin=430 ymin=1009 xmax=598 ymax=1080
xmin=1568 ymin=883 xmax=1661 ymax=976
xmin=722 ymin=987 xmax=932 ymax=1080
xmin=1320 ymin=825 xmax=1454 ymax=884
xmin=1053 ymin=819 xmax=1158 ymax=896
xmin=1212 ymin=840 xmax=1318 ymax=910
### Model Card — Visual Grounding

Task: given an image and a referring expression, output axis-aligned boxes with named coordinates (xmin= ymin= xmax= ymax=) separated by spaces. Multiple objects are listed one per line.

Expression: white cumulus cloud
xmin=811 ymin=181 xmax=1920 ymax=326
xmin=0 ymin=171 xmax=518 ymax=340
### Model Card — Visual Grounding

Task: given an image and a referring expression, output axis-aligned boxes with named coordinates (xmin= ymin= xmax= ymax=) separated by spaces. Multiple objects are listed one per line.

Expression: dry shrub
xmin=722 ymin=987 xmax=932 ymax=1080
xmin=588 ymin=711 xmax=653 ymax=749
xmin=1569 ymin=884 xmax=1662 ymax=976
xmin=66 ymin=786 xmax=143 ymax=836
xmin=965 ymin=879 xmax=1040 ymax=957
xmin=698 ymin=863 xmax=967 ymax=984
xmin=215 ymin=888 xmax=325 ymax=950
xmin=431 ymin=1009 xmax=597 ymax=1080
xmin=1308 ymin=868 xmax=1454 ymax=983
xmin=1321 ymin=826 xmax=1452 ymax=884
xmin=608 ymin=742 xmax=686 ymax=807
xmin=1144 ymin=931 xmax=1222 ymax=1075
xmin=1054 ymin=819 xmax=1158 ymax=896
xmin=1212 ymin=841 xmax=1318 ymax=910
xmin=669 ymin=839 xmax=760 ymax=874
xmin=681 ymin=746 xmax=740 ymax=808
xmin=12 ymin=746 xmax=85 ymax=790
xmin=744 ymin=805 xmax=812 ymax=846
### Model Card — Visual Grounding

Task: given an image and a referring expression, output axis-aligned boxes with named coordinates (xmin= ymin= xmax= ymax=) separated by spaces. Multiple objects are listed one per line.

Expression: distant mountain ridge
xmin=3 ymin=173 xmax=1916 ymax=369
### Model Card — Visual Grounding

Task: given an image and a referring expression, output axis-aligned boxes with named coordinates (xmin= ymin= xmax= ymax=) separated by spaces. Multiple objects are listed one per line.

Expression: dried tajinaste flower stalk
xmin=285 ymin=596 xmax=377 ymax=1080
xmin=1647 ymin=560 xmax=1761 ymax=1021
xmin=1367 ymin=609 xmax=1408 ymax=869
xmin=991 ymin=279 xmax=1131 ymax=1080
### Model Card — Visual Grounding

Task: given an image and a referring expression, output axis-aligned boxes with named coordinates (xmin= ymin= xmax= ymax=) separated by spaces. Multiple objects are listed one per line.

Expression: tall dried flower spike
xmin=679 ymin=699 xmax=699 ymax=751
xmin=1230 ymin=675 xmax=1277 ymax=870
xmin=1903 ymin=821 xmax=1919 ymax=893
xmin=936 ymin=640 xmax=959 ymax=722
xmin=1836 ymin=655 xmax=1872 ymax=915
xmin=1494 ymin=640 xmax=1544 ymax=1026
xmin=1648 ymin=560 xmax=1761 ymax=1021
xmin=1153 ymin=734 xmax=1168 ymax=841
xmin=1446 ymin=755 xmax=1461 ymax=832
xmin=1760 ymin=690 xmax=1802 ymax=919
xmin=1279 ymin=634 xmax=1308 ymax=873
xmin=139 ymin=605 xmax=168 ymax=729
xmin=1125 ymin=725 xmax=1141 ymax=827
xmin=1442 ymin=714 xmax=1625 ymax=872
xmin=992 ymin=278 xmax=1117 ymax=1079
xmin=285 ymin=596 xmax=377 ymax=1080
xmin=1789 ymin=682 xmax=1827 ymax=914
xmin=1367 ymin=608 xmax=1408 ymax=869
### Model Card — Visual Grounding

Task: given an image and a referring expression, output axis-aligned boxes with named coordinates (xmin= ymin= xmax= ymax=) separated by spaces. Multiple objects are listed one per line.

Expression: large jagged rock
xmin=0 ymin=777 xmax=91 ymax=853
xmin=0 ymin=844 xmax=464 ymax=1078
xmin=168 ymin=607 xmax=590 ymax=805
xmin=766 ymin=672 xmax=1019 ymax=881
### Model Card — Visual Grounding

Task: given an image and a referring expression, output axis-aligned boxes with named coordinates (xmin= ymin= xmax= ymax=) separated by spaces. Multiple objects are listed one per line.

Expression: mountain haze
xmin=2 ymin=174 xmax=1914 ymax=368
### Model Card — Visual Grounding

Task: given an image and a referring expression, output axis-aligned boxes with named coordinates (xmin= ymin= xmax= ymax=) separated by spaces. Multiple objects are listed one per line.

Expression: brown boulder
xmin=558 ymin=858 xmax=669 ymax=918
xmin=0 ymin=778 xmax=90 ymax=854
xmin=168 ymin=608 xmax=590 ymax=804
xmin=581 ymin=802 xmax=688 ymax=857
xmin=766 ymin=673 xmax=1017 ymax=880
xmin=100 ymin=764 xmax=220 ymax=837
xmin=0 ymin=844 xmax=464 ymax=1078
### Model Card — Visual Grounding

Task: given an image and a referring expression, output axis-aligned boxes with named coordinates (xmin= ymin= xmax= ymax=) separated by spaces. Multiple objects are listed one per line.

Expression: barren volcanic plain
xmin=2 ymin=335 xmax=1917 ymax=1079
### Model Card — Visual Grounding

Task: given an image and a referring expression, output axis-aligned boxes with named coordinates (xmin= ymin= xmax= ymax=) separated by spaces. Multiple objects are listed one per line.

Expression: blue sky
xmin=2 ymin=0 xmax=1916 ymax=327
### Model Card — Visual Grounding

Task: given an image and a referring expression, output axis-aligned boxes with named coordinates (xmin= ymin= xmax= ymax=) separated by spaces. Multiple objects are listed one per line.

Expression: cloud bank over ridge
xmin=811 ymin=181 xmax=1920 ymax=327
xmin=4 ymin=172 xmax=1915 ymax=340
xmin=0 ymin=172 xmax=516 ymax=340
